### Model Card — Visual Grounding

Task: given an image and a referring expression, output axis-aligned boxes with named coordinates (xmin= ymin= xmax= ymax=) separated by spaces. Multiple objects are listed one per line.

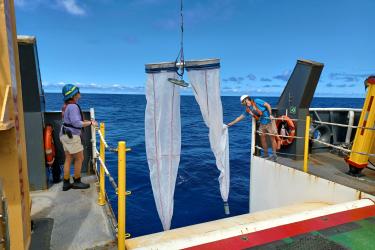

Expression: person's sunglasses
xmin=241 ymin=100 xmax=247 ymax=105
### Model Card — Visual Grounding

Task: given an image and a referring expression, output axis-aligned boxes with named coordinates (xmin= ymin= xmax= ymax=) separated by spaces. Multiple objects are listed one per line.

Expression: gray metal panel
xmin=274 ymin=59 xmax=324 ymax=159
xmin=17 ymin=36 xmax=45 ymax=113
xmin=44 ymin=111 xmax=93 ymax=174
xmin=277 ymin=59 xmax=324 ymax=114
xmin=24 ymin=112 xmax=47 ymax=191
xmin=17 ymin=36 xmax=48 ymax=190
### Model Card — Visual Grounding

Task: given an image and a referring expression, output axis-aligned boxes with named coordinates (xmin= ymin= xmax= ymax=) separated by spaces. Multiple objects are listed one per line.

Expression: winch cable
xmin=168 ymin=0 xmax=189 ymax=87
xmin=175 ymin=0 xmax=184 ymax=77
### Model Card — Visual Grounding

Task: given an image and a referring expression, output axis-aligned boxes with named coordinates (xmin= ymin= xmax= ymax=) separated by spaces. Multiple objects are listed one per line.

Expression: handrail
xmin=266 ymin=116 xmax=375 ymax=131
xmin=93 ymin=122 xmax=131 ymax=250
xmin=255 ymin=113 xmax=375 ymax=173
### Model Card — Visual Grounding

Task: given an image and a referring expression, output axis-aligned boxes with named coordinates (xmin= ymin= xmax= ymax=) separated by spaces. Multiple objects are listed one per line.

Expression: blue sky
xmin=15 ymin=0 xmax=375 ymax=97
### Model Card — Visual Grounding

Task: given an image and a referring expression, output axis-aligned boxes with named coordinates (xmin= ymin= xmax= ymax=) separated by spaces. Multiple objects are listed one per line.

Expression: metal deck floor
xmin=250 ymin=214 xmax=375 ymax=250
xmin=30 ymin=176 xmax=116 ymax=250
xmin=275 ymin=152 xmax=375 ymax=195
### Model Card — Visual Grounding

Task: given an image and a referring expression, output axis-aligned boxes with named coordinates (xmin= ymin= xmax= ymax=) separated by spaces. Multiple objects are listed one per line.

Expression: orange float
xmin=44 ymin=124 xmax=56 ymax=167
xmin=276 ymin=115 xmax=296 ymax=146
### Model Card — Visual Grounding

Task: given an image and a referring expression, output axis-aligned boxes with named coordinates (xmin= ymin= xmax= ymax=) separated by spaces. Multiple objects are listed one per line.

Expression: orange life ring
xmin=44 ymin=125 xmax=56 ymax=167
xmin=276 ymin=115 xmax=296 ymax=146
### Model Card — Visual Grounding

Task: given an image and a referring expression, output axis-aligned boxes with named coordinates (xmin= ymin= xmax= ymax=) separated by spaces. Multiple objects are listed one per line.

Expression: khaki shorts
xmin=60 ymin=134 xmax=83 ymax=154
xmin=259 ymin=121 xmax=278 ymax=136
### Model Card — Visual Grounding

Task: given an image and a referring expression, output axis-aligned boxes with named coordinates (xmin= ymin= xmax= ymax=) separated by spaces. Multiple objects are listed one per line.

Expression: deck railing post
xmin=98 ymin=122 xmax=106 ymax=205
xmin=118 ymin=141 xmax=126 ymax=250
xmin=303 ymin=116 xmax=311 ymax=172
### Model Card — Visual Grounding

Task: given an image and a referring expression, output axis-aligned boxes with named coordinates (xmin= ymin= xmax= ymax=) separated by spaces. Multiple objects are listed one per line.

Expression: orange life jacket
xmin=246 ymin=100 xmax=263 ymax=120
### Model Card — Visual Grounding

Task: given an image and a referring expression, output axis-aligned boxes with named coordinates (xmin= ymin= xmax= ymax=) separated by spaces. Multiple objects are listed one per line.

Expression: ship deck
xmin=276 ymin=152 xmax=375 ymax=195
xmin=29 ymin=175 xmax=117 ymax=250
xmin=187 ymin=202 xmax=375 ymax=250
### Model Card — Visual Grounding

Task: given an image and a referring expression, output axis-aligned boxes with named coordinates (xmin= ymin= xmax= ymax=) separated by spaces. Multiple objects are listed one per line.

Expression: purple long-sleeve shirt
xmin=60 ymin=104 xmax=83 ymax=136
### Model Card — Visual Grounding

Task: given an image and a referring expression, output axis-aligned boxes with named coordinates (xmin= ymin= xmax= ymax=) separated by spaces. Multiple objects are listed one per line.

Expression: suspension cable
xmin=174 ymin=0 xmax=185 ymax=77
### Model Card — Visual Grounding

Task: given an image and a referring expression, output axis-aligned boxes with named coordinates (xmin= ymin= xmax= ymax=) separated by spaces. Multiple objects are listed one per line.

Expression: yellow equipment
xmin=0 ymin=0 xmax=31 ymax=248
xmin=346 ymin=76 xmax=375 ymax=175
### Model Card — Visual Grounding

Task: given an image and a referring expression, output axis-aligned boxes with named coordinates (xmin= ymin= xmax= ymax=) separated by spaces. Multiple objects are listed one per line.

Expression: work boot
xmin=62 ymin=178 xmax=72 ymax=191
xmin=72 ymin=177 xmax=90 ymax=189
xmin=267 ymin=155 xmax=278 ymax=162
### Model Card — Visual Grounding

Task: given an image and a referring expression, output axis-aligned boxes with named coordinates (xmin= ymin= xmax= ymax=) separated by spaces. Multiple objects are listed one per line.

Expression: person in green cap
xmin=60 ymin=84 xmax=97 ymax=191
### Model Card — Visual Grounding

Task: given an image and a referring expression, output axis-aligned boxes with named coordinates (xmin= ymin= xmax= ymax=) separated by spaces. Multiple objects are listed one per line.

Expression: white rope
xmin=311 ymin=139 xmax=375 ymax=157
xmin=256 ymin=130 xmax=305 ymax=139
xmin=95 ymin=149 xmax=118 ymax=191
xmin=97 ymin=130 xmax=109 ymax=148
xmin=97 ymin=129 xmax=118 ymax=152
xmin=95 ymin=149 xmax=110 ymax=175
xmin=266 ymin=116 xmax=301 ymax=122
xmin=312 ymin=120 xmax=375 ymax=131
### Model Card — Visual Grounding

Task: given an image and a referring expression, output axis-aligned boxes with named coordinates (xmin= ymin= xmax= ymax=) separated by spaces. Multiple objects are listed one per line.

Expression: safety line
xmin=266 ymin=116 xmax=301 ymax=122
xmin=95 ymin=149 xmax=118 ymax=191
xmin=255 ymin=132 xmax=375 ymax=157
xmin=312 ymin=120 xmax=375 ymax=131
xmin=254 ymin=145 xmax=305 ymax=157
xmin=311 ymin=139 xmax=375 ymax=157
xmin=97 ymin=129 xmax=118 ymax=152
xmin=266 ymin=116 xmax=375 ymax=131
xmin=256 ymin=130 xmax=305 ymax=139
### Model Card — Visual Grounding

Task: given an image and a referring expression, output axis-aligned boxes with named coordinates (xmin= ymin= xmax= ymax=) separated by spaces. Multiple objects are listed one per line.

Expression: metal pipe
xmin=118 ymin=141 xmax=126 ymax=250
xmin=251 ymin=117 xmax=256 ymax=157
xmin=346 ymin=110 xmax=355 ymax=144
xmin=90 ymin=108 xmax=97 ymax=166
xmin=97 ymin=123 xmax=106 ymax=206
xmin=303 ymin=116 xmax=311 ymax=172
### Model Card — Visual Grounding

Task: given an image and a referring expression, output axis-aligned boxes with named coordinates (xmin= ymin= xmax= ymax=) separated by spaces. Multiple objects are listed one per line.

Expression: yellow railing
xmin=303 ymin=116 xmax=311 ymax=173
xmin=95 ymin=122 xmax=131 ymax=250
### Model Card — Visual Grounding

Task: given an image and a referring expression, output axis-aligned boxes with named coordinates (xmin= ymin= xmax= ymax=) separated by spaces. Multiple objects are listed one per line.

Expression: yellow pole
xmin=118 ymin=141 xmax=126 ymax=250
xmin=303 ymin=116 xmax=311 ymax=172
xmin=346 ymin=78 xmax=375 ymax=174
xmin=98 ymin=123 xmax=106 ymax=205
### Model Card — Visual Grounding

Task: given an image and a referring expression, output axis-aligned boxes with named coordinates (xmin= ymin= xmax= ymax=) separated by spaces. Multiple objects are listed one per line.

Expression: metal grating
xmin=249 ymin=234 xmax=348 ymax=250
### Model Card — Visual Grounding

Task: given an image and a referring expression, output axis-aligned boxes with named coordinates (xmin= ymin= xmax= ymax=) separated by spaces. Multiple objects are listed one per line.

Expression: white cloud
xmin=15 ymin=0 xmax=86 ymax=16
xmin=42 ymin=81 xmax=145 ymax=94
xmin=58 ymin=0 xmax=86 ymax=16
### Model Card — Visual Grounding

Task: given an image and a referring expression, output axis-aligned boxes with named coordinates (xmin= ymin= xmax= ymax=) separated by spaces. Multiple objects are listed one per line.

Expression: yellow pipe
xmin=98 ymin=123 xmax=106 ymax=206
xmin=303 ymin=116 xmax=311 ymax=172
xmin=118 ymin=141 xmax=126 ymax=250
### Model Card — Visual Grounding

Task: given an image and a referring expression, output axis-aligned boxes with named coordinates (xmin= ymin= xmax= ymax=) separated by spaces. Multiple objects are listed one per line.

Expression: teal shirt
xmin=242 ymin=98 xmax=271 ymax=125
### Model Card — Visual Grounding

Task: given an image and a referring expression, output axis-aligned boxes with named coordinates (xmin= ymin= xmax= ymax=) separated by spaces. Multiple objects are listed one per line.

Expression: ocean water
xmin=45 ymin=93 xmax=364 ymax=237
